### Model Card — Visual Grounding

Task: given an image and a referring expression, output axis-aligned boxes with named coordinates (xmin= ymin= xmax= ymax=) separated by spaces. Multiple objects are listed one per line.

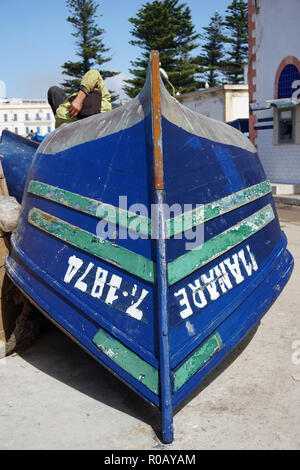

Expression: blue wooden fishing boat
xmin=5 ymin=52 xmax=293 ymax=443
xmin=0 ymin=130 xmax=38 ymax=202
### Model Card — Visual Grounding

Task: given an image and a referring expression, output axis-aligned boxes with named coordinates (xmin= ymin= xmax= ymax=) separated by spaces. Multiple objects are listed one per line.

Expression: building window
xmin=4 ymin=114 xmax=7 ymax=122
xmin=15 ymin=128 xmax=18 ymax=134
xmin=47 ymin=126 xmax=51 ymax=133
xmin=26 ymin=127 xmax=29 ymax=134
xmin=47 ymin=113 xmax=51 ymax=120
xmin=25 ymin=113 xmax=30 ymax=121
xmin=36 ymin=113 xmax=41 ymax=120
xmin=278 ymin=64 xmax=300 ymax=99
xmin=37 ymin=127 xmax=40 ymax=133
xmin=278 ymin=108 xmax=295 ymax=144
xmin=13 ymin=114 xmax=17 ymax=121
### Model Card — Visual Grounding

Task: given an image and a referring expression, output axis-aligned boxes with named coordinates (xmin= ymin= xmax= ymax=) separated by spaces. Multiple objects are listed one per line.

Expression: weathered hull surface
xmin=6 ymin=53 xmax=293 ymax=442
xmin=0 ymin=130 xmax=38 ymax=202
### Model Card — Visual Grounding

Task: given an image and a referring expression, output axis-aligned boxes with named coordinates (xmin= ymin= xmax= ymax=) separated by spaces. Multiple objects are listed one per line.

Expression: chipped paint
xmin=168 ymin=204 xmax=275 ymax=285
xmin=173 ymin=332 xmax=223 ymax=392
xmin=167 ymin=180 xmax=272 ymax=237
xmin=161 ymin=82 xmax=257 ymax=154
xmin=28 ymin=180 xmax=151 ymax=237
xmin=28 ymin=208 xmax=155 ymax=283
xmin=27 ymin=204 xmax=274 ymax=287
xmin=151 ymin=51 xmax=164 ymax=190
xmin=29 ymin=179 xmax=271 ymax=240
xmin=38 ymin=60 xmax=256 ymax=157
xmin=185 ymin=321 xmax=195 ymax=336
xmin=93 ymin=328 xmax=159 ymax=394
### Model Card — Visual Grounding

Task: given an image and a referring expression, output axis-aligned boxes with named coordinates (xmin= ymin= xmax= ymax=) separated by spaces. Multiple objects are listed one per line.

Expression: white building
xmin=0 ymin=94 xmax=55 ymax=138
xmin=177 ymin=84 xmax=249 ymax=124
xmin=248 ymin=0 xmax=300 ymax=188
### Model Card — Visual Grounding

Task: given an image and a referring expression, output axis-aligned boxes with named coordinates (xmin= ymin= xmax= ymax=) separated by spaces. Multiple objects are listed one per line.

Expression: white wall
xmin=183 ymin=93 xmax=224 ymax=121
xmin=180 ymin=86 xmax=249 ymax=123
xmin=0 ymin=99 xmax=55 ymax=137
xmin=254 ymin=0 xmax=300 ymax=184
xmin=232 ymin=95 xmax=249 ymax=120
xmin=255 ymin=0 xmax=300 ymax=102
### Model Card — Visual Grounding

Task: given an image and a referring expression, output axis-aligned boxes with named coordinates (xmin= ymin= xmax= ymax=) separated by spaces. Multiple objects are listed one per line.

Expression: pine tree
xmin=124 ymin=0 xmax=201 ymax=98
xmin=197 ymin=12 xmax=225 ymax=87
xmin=61 ymin=0 xmax=119 ymax=103
xmin=222 ymin=0 xmax=248 ymax=84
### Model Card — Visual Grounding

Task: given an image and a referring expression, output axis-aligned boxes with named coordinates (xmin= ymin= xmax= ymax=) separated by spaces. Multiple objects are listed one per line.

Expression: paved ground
xmin=0 ymin=204 xmax=299 ymax=450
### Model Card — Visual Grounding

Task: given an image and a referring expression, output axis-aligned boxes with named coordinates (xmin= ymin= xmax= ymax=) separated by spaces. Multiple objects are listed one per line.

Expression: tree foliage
xmin=196 ymin=12 xmax=226 ymax=87
xmin=124 ymin=0 xmax=201 ymax=98
xmin=61 ymin=0 xmax=119 ymax=102
xmin=222 ymin=0 xmax=248 ymax=84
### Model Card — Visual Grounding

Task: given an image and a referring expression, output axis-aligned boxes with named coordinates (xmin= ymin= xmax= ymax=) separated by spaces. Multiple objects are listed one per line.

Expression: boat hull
xmin=0 ymin=130 xmax=38 ymax=202
xmin=5 ymin=52 xmax=294 ymax=442
xmin=6 ymin=229 xmax=293 ymax=409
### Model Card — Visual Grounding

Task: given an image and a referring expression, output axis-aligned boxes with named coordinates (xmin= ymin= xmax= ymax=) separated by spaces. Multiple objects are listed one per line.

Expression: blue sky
xmin=0 ymin=0 xmax=230 ymax=100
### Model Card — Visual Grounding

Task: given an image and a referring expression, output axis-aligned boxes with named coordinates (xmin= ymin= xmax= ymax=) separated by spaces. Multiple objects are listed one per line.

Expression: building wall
xmin=231 ymin=95 xmax=249 ymax=120
xmin=178 ymin=85 xmax=249 ymax=123
xmin=179 ymin=89 xmax=225 ymax=121
xmin=256 ymin=125 xmax=300 ymax=184
xmin=224 ymin=87 xmax=249 ymax=122
xmin=0 ymin=99 xmax=55 ymax=137
xmin=255 ymin=0 xmax=300 ymax=102
xmin=249 ymin=0 xmax=300 ymax=183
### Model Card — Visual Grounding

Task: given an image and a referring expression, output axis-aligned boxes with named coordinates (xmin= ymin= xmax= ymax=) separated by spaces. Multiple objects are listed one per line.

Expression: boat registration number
xmin=63 ymin=254 xmax=150 ymax=322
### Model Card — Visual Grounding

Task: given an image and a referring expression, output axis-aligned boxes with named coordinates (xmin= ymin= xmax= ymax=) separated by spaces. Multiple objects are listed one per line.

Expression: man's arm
xmin=80 ymin=70 xmax=112 ymax=112
xmin=68 ymin=89 xmax=87 ymax=118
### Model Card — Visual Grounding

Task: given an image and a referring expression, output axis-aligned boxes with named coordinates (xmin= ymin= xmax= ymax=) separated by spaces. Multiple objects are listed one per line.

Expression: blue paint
xmin=4 ymin=62 xmax=294 ymax=444
xmin=186 ymin=136 xmax=204 ymax=150
xmin=169 ymin=226 xmax=284 ymax=368
xmin=172 ymin=243 xmax=293 ymax=408
xmin=166 ymin=193 xmax=276 ymax=263
xmin=213 ymin=144 xmax=244 ymax=193
xmin=0 ymin=130 xmax=38 ymax=202
xmin=162 ymin=118 xmax=265 ymax=209
xmin=155 ymin=190 xmax=173 ymax=443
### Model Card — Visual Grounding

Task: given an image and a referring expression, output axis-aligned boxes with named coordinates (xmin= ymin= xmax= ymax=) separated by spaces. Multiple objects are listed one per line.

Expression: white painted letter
xmin=105 ymin=274 xmax=122 ymax=305
xmin=174 ymin=288 xmax=193 ymax=319
xmin=64 ymin=255 xmax=83 ymax=284
xmin=201 ymin=269 xmax=220 ymax=301
xmin=188 ymin=279 xmax=207 ymax=309
xmin=91 ymin=267 xmax=108 ymax=299
xmin=224 ymin=254 xmax=245 ymax=284
xmin=74 ymin=262 xmax=94 ymax=292
xmin=126 ymin=289 xmax=149 ymax=320
xmin=214 ymin=264 xmax=233 ymax=293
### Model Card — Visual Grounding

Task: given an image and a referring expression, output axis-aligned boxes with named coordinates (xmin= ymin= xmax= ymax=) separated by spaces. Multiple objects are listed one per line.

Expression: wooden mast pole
xmin=150 ymin=50 xmax=173 ymax=443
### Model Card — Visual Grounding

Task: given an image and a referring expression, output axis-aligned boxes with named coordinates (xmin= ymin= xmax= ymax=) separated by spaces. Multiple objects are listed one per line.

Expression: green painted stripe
xmin=29 ymin=180 xmax=271 ymax=240
xmin=166 ymin=180 xmax=271 ymax=237
xmin=28 ymin=180 xmax=151 ymax=237
xmin=168 ymin=204 xmax=275 ymax=286
xmin=28 ymin=208 xmax=155 ymax=283
xmin=93 ymin=328 xmax=159 ymax=394
xmin=173 ymin=332 xmax=223 ymax=392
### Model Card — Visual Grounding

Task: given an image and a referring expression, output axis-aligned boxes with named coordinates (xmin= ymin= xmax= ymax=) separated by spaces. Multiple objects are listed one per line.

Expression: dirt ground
xmin=0 ymin=204 xmax=299 ymax=450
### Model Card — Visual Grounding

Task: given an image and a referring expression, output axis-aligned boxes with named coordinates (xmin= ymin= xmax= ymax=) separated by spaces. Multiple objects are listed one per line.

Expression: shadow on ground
xmin=18 ymin=315 xmax=259 ymax=442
